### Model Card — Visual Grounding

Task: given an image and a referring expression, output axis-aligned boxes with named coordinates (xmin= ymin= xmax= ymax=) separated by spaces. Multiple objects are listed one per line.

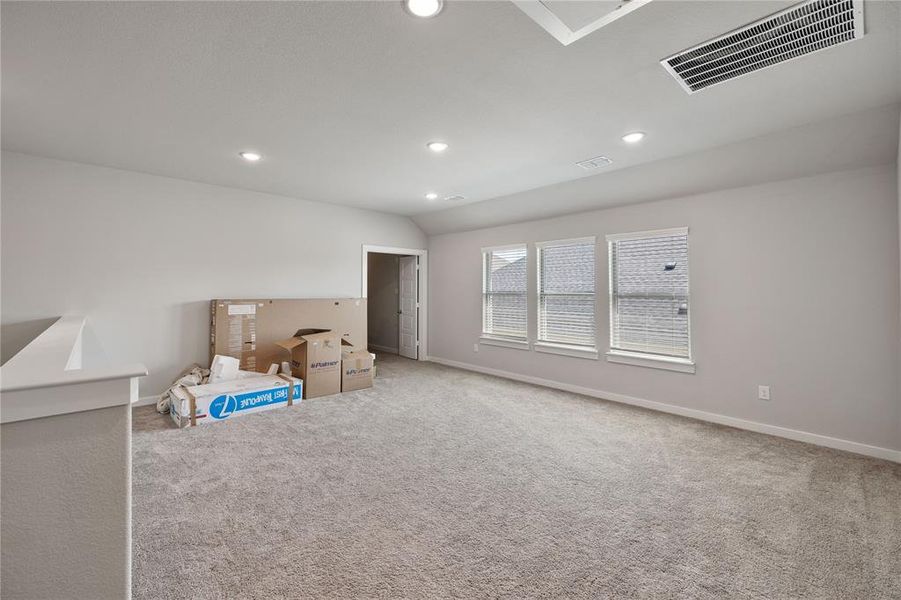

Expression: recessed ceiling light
xmin=426 ymin=141 xmax=448 ymax=153
xmin=239 ymin=151 xmax=262 ymax=162
xmin=404 ymin=0 xmax=443 ymax=18
xmin=621 ymin=132 xmax=645 ymax=144
xmin=425 ymin=192 xmax=438 ymax=201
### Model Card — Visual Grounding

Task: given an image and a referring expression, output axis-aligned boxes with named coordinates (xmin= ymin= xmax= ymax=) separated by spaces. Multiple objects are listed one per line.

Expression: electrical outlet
xmin=473 ymin=343 xmax=479 ymax=353
xmin=758 ymin=385 xmax=771 ymax=401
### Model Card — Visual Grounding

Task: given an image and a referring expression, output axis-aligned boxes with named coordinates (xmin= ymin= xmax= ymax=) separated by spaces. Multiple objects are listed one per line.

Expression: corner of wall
xmin=896 ymin=105 xmax=900 ymax=447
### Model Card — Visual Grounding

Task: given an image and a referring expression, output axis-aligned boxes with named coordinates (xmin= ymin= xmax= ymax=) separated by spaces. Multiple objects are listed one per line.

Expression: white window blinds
xmin=537 ymin=238 xmax=596 ymax=348
xmin=608 ymin=229 xmax=690 ymax=359
xmin=482 ymin=245 xmax=528 ymax=340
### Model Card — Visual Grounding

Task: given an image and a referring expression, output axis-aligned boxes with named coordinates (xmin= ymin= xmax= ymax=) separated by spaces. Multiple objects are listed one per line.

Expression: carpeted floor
xmin=132 ymin=354 xmax=901 ymax=599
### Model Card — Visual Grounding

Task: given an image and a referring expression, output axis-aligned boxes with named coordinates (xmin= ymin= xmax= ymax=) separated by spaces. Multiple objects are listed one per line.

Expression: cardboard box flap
xmin=342 ymin=349 xmax=372 ymax=360
xmin=275 ymin=337 xmax=306 ymax=351
xmin=294 ymin=328 xmax=331 ymax=339
xmin=276 ymin=329 xmax=336 ymax=351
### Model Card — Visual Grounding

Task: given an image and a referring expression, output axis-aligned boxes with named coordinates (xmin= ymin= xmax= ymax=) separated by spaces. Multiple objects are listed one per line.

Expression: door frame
xmin=361 ymin=245 xmax=428 ymax=361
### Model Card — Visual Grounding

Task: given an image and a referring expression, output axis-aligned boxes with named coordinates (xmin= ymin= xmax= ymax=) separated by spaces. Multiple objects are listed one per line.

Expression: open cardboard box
xmin=275 ymin=329 xmax=350 ymax=399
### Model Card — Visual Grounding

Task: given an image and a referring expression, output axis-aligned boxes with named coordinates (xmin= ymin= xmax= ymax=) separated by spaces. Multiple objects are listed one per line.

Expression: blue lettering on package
xmin=208 ymin=384 xmax=302 ymax=420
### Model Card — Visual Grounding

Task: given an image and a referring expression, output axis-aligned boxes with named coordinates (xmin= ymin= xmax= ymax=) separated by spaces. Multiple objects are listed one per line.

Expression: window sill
xmin=479 ymin=336 xmax=530 ymax=350
xmin=606 ymin=350 xmax=695 ymax=374
xmin=534 ymin=342 xmax=598 ymax=360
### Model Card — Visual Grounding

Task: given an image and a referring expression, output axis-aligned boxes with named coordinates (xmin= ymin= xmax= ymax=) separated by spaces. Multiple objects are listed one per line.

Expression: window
xmin=537 ymin=238 xmax=596 ymax=354
xmin=607 ymin=228 xmax=693 ymax=372
xmin=482 ymin=245 xmax=528 ymax=344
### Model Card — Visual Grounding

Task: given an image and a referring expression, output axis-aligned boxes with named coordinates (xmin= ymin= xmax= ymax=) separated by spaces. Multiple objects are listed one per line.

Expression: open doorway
xmin=362 ymin=245 xmax=427 ymax=360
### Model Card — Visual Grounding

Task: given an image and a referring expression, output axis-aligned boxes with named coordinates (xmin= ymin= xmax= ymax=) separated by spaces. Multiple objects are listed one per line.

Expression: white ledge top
xmin=1 ymin=316 xmax=147 ymax=423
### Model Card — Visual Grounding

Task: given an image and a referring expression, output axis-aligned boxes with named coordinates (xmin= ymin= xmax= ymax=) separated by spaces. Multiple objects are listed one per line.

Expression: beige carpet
xmin=132 ymin=354 xmax=901 ymax=599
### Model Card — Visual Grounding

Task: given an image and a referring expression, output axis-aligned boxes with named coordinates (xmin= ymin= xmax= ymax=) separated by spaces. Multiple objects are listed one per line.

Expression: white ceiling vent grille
xmin=576 ymin=155 xmax=613 ymax=170
xmin=444 ymin=195 xmax=466 ymax=202
xmin=661 ymin=0 xmax=864 ymax=94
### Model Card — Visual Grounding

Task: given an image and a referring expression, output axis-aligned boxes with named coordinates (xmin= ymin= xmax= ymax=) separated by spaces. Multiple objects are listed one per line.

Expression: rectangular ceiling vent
xmin=512 ymin=0 xmax=654 ymax=47
xmin=661 ymin=0 xmax=864 ymax=94
xmin=444 ymin=195 xmax=466 ymax=202
xmin=576 ymin=155 xmax=613 ymax=170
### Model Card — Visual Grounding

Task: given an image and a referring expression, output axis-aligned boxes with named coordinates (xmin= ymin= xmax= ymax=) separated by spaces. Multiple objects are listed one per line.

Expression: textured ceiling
xmin=2 ymin=1 xmax=900 ymax=219
xmin=413 ymin=103 xmax=900 ymax=234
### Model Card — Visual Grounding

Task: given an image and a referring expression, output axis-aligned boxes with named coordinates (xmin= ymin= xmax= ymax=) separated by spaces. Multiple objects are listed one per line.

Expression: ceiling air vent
xmin=444 ymin=195 xmax=466 ymax=202
xmin=576 ymin=155 xmax=613 ymax=170
xmin=661 ymin=0 xmax=864 ymax=94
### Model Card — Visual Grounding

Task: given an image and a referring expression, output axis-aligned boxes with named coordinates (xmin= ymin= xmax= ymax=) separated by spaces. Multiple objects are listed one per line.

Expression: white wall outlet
xmin=758 ymin=385 xmax=771 ymax=401
xmin=473 ymin=343 xmax=479 ymax=353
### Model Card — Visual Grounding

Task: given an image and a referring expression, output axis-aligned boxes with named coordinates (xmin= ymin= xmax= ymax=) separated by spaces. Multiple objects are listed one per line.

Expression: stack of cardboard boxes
xmin=169 ymin=298 xmax=376 ymax=428
xmin=274 ymin=328 xmax=375 ymax=398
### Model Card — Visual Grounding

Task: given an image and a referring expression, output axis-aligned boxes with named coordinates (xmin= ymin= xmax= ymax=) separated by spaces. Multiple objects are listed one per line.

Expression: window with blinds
xmin=608 ymin=228 xmax=691 ymax=359
xmin=537 ymin=238 xmax=596 ymax=348
xmin=482 ymin=245 xmax=528 ymax=340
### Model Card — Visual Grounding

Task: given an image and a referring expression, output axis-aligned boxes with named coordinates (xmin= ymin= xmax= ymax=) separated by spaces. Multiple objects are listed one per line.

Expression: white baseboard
xmin=427 ymin=356 xmax=901 ymax=463
xmin=133 ymin=394 xmax=160 ymax=407
xmin=369 ymin=344 xmax=399 ymax=355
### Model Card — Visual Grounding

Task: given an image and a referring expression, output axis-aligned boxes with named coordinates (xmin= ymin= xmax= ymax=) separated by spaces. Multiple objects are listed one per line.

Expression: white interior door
xmin=398 ymin=255 xmax=418 ymax=359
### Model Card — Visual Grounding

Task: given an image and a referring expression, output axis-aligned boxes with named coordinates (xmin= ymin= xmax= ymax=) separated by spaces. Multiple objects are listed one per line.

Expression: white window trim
xmin=479 ymin=336 xmax=531 ymax=350
xmin=481 ymin=243 xmax=529 ymax=342
xmin=534 ymin=341 xmax=598 ymax=360
xmin=535 ymin=236 xmax=597 ymax=249
xmin=605 ymin=227 xmax=689 ymax=243
xmin=607 ymin=227 xmax=693 ymax=370
xmin=606 ymin=350 xmax=696 ymax=373
xmin=481 ymin=243 xmax=529 ymax=254
xmin=536 ymin=236 xmax=597 ymax=350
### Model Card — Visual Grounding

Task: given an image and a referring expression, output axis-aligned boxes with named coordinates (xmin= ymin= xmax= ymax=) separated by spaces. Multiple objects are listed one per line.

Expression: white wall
xmin=2 ymin=405 xmax=131 ymax=600
xmin=367 ymin=253 xmax=400 ymax=352
xmin=0 ymin=152 xmax=426 ymax=395
xmin=428 ymin=165 xmax=901 ymax=452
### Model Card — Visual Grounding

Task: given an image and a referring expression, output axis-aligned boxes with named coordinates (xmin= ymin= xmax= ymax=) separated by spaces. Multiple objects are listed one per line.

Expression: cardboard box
xmin=275 ymin=329 xmax=345 ymax=399
xmin=341 ymin=349 xmax=375 ymax=392
xmin=169 ymin=374 xmax=302 ymax=428
xmin=210 ymin=298 xmax=366 ymax=373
